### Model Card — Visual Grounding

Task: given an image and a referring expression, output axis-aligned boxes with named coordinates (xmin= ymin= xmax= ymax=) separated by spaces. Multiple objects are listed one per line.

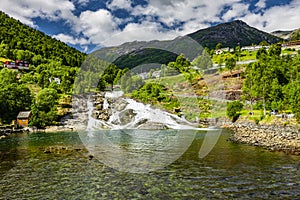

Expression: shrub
xmin=226 ymin=100 xmax=243 ymax=122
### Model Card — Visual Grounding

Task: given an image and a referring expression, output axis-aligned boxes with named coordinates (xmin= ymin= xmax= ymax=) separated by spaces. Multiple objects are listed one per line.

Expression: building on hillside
xmin=3 ymin=60 xmax=29 ymax=70
xmin=215 ymin=47 xmax=234 ymax=55
xmin=282 ymin=40 xmax=300 ymax=47
xmin=241 ymin=45 xmax=269 ymax=52
xmin=49 ymin=77 xmax=61 ymax=84
xmin=17 ymin=111 xmax=31 ymax=127
xmin=215 ymin=49 xmax=223 ymax=55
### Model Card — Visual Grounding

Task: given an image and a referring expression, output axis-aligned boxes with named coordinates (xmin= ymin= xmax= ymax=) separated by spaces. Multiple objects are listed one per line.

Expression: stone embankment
xmin=224 ymin=122 xmax=300 ymax=155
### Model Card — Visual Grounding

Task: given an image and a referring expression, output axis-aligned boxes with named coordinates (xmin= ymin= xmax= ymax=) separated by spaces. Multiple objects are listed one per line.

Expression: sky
xmin=1 ymin=0 xmax=300 ymax=53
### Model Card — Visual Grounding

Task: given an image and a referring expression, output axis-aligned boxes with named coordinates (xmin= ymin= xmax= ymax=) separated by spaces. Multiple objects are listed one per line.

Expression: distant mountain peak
xmin=272 ymin=28 xmax=300 ymax=40
xmin=230 ymin=19 xmax=247 ymax=24
xmin=187 ymin=20 xmax=281 ymax=48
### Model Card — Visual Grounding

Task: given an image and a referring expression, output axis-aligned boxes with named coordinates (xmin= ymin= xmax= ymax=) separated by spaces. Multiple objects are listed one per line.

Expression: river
xmin=0 ymin=130 xmax=299 ymax=199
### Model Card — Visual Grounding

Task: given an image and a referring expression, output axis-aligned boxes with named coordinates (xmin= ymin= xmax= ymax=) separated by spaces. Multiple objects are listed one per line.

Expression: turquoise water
xmin=0 ymin=130 xmax=299 ymax=199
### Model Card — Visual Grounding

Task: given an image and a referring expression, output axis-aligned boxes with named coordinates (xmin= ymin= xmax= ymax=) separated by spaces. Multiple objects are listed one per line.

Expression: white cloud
xmin=106 ymin=0 xmax=133 ymax=11
xmin=101 ymin=21 xmax=179 ymax=46
xmin=180 ymin=20 xmax=209 ymax=35
xmin=240 ymin=0 xmax=300 ymax=32
xmin=0 ymin=0 xmax=76 ymax=27
xmin=255 ymin=0 xmax=267 ymax=9
xmin=222 ymin=3 xmax=250 ymax=21
xmin=76 ymin=9 xmax=120 ymax=44
xmin=132 ymin=0 xmax=241 ymax=33
xmin=53 ymin=33 xmax=89 ymax=45
xmin=75 ymin=0 xmax=90 ymax=6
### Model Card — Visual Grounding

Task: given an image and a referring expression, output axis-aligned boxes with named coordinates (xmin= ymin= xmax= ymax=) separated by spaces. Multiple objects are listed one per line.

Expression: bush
xmin=131 ymin=82 xmax=180 ymax=112
xmin=226 ymin=100 xmax=243 ymax=122
xmin=254 ymin=118 xmax=260 ymax=125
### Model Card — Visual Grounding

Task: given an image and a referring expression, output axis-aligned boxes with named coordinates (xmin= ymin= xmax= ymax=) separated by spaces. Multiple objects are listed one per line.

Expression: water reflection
xmin=79 ymin=129 xmax=197 ymax=173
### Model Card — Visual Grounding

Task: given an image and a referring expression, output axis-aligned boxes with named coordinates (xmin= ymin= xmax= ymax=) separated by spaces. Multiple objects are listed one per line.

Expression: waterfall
xmin=86 ymin=96 xmax=112 ymax=132
xmin=85 ymin=91 xmax=198 ymax=130
xmin=86 ymin=100 xmax=97 ymax=130
xmin=122 ymin=98 xmax=196 ymax=129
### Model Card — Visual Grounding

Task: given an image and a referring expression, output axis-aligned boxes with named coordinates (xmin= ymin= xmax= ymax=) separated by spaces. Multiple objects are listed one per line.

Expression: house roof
xmin=17 ymin=111 xmax=31 ymax=119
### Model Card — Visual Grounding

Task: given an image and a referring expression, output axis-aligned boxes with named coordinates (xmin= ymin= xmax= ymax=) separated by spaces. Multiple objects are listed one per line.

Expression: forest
xmin=0 ymin=11 xmax=86 ymax=127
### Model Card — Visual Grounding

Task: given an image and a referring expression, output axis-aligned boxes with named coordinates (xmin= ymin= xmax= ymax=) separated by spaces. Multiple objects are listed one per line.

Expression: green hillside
xmin=272 ymin=28 xmax=300 ymax=41
xmin=0 ymin=11 xmax=85 ymax=67
xmin=0 ymin=11 xmax=86 ymax=127
xmin=289 ymin=28 xmax=300 ymax=40
xmin=113 ymin=48 xmax=178 ymax=70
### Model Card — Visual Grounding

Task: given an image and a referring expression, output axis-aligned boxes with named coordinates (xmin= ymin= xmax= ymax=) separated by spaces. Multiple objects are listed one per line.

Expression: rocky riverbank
xmin=0 ymin=128 xmax=25 ymax=138
xmin=0 ymin=126 xmax=75 ymax=139
xmin=224 ymin=122 xmax=300 ymax=155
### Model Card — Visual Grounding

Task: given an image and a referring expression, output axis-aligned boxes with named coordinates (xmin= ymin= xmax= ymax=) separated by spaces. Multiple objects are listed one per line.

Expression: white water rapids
xmin=86 ymin=91 xmax=199 ymax=130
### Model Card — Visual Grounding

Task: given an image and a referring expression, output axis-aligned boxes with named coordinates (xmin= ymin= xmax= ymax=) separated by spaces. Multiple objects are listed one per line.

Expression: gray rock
xmin=119 ymin=109 xmax=136 ymax=125
xmin=138 ymin=122 xmax=169 ymax=130
xmin=98 ymin=109 xmax=110 ymax=121
xmin=112 ymin=99 xmax=128 ymax=111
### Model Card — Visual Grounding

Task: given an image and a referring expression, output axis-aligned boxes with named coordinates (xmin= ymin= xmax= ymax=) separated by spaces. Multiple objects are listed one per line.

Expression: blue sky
xmin=1 ymin=0 xmax=299 ymax=52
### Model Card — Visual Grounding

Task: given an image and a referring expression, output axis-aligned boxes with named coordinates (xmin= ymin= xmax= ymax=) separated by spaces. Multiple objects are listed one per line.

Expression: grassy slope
xmin=0 ymin=57 xmax=11 ymax=62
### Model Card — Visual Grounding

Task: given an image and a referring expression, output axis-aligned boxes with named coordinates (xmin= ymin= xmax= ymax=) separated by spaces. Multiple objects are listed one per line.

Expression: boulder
xmin=112 ymin=99 xmax=128 ymax=111
xmin=98 ymin=109 xmax=110 ymax=121
xmin=119 ymin=109 xmax=136 ymax=125
xmin=138 ymin=122 xmax=169 ymax=130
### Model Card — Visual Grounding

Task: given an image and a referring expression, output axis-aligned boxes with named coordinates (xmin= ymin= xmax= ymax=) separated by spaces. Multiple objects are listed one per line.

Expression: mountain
xmin=92 ymin=20 xmax=282 ymax=70
xmin=0 ymin=11 xmax=85 ymax=67
xmin=91 ymin=36 xmax=204 ymax=71
xmin=271 ymin=29 xmax=300 ymax=41
xmin=288 ymin=29 xmax=300 ymax=41
xmin=187 ymin=20 xmax=281 ymax=48
xmin=271 ymin=30 xmax=294 ymax=40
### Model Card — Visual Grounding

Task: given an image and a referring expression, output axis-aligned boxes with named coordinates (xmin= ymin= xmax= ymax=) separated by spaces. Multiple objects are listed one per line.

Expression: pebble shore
xmin=224 ymin=122 xmax=300 ymax=155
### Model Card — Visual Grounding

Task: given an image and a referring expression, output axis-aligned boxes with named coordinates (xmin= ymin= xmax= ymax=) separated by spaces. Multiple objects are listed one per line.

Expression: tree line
xmin=242 ymin=44 xmax=300 ymax=122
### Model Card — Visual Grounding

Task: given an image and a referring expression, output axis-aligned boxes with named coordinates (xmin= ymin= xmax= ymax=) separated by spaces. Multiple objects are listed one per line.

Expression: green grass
xmin=212 ymin=52 xmax=232 ymax=64
xmin=147 ymin=74 xmax=186 ymax=86
xmin=239 ymin=109 xmax=297 ymax=125
xmin=212 ymin=50 xmax=257 ymax=64
xmin=0 ymin=57 xmax=11 ymax=62
xmin=238 ymin=50 xmax=256 ymax=61
xmin=281 ymin=48 xmax=299 ymax=55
